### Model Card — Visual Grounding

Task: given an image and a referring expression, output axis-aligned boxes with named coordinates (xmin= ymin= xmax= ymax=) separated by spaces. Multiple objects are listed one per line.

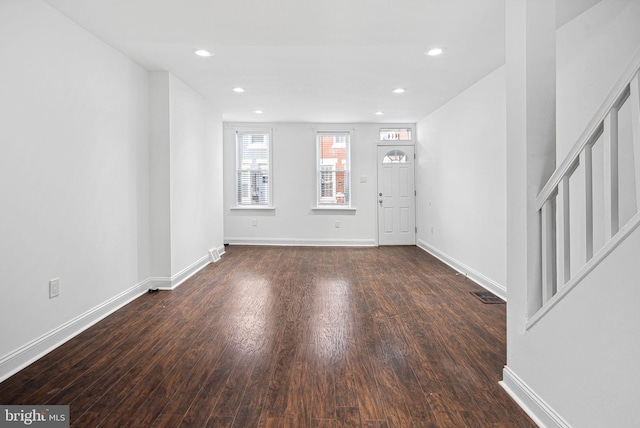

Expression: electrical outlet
xmin=49 ymin=278 xmax=60 ymax=298
xmin=335 ymin=220 xmax=341 ymax=228
xmin=252 ymin=219 xmax=258 ymax=227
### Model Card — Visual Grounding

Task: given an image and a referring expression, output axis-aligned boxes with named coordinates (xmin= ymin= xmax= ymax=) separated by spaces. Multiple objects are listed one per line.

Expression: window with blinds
xmin=316 ymin=131 xmax=351 ymax=207
xmin=236 ymin=130 xmax=271 ymax=206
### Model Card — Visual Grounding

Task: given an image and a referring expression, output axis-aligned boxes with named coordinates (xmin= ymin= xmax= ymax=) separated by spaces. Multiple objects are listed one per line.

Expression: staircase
xmin=529 ymin=47 xmax=640 ymax=328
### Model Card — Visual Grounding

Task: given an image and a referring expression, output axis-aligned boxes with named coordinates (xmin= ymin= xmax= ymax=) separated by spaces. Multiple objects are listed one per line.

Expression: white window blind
xmin=236 ymin=131 xmax=271 ymax=206
xmin=316 ymin=131 xmax=351 ymax=207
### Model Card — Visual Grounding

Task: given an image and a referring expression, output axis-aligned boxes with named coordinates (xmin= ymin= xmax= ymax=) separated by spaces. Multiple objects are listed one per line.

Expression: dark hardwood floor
xmin=0 ymin=246 xmax=536 ymax=427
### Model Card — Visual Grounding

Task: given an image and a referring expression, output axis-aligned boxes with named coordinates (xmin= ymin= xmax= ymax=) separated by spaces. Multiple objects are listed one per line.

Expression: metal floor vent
xmin=470 ymin=291 xmax=504 ymax=304
xmin=208 ymin=249 xmax=221 ymax=263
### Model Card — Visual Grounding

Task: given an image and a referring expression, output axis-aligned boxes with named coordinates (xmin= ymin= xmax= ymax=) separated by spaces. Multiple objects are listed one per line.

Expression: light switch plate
xmin=49 ymin=278 xmax=60 ymax=298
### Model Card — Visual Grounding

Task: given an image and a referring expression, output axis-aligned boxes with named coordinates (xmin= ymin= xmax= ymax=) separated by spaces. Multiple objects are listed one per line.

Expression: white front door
xmin=377 ymin=145 xmax=416 ymax=245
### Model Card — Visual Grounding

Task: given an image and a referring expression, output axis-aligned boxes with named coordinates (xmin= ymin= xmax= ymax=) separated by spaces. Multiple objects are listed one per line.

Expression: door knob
xmin=379 ymin=199 xmax=383 ymax=204
xmin=379 ymin=193 xmax=383 ymax=196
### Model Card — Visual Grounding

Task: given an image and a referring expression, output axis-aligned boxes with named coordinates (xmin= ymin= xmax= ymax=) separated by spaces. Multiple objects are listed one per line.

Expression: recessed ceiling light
xmin=426 ymin=48 xmax=444 ymax=56
xmin=233 ymin=87 xmax=245 ymax=93
xmin=254 ymin=110 xmax=263 ymax=114
xmin=392 ymin=88 xmax=406 ymax=94
xmin=194 ymin=49 xmax=213 ymax=57
xmin=375 ymin=111 xmax=384 ymax=116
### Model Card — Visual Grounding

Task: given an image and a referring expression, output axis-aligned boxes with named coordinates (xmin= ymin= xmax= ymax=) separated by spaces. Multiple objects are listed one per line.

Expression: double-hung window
xmin=235 ymin=130 xmax=272 ymax=206
xmin=316 ymin=131 xmax=351 ymax=207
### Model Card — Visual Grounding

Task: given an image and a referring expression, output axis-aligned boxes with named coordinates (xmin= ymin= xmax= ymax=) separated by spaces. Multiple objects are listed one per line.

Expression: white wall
xmin=148 ymin=72 xmax=225 ymax=287
xmin=556 ymin=0 xmax=640 ymax=160
xmin=149 ymin=72 xmax=172 ymax=278
xmin=415 ymin=67 xmax=507 ymax=297
xmin=169 ymin=75 xmax=224 ymax=275
xmin=0 ymin=0 xmax=150 ymax=371
xmin=224 ymin=122 xmax=414 ymax=246
xmin=0 ymin=1 xmax=225 ymax=381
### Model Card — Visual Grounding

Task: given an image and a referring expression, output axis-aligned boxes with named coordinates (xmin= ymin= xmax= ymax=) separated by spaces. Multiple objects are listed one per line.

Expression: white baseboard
xmin=148 ymin=251 xmax=219 ymax=291
xmin=0 ymin=249 xmax=224 ymax=383
xmin=225 ymin=237 xmax=376 ymax=247
xmin=500 ymin=366 xmax=570 ymax=428
xmin=146 ymin=276 xmax=172 ymax=290
xmin=169 ymin=254 xmax=210 ymax=289
xmin=0 ymin=280 xmax=147 ymax=383
xmin=416 ymin=239 xmax=507 ymax=300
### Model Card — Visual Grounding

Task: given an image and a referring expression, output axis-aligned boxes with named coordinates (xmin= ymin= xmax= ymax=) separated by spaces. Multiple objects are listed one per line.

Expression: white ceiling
xmin=43 ymin=0 xmax=600 ymax=123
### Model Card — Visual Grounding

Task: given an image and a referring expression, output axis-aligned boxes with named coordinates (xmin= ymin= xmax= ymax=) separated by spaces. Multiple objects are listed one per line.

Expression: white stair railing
xmin=529 ymin=49 xmax=640 ymax=328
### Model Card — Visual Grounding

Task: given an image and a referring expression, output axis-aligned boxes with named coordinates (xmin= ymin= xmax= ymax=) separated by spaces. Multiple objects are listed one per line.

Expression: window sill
xmin=312 ymin=207 xmax=356 ymax=213
xmin=230 ymin=206 xmax=275 ymax=210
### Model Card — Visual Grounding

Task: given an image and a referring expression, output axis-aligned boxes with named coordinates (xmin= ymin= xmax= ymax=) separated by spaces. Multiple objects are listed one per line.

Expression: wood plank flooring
xmin=0 ymin=246 xmax=536 ymax=427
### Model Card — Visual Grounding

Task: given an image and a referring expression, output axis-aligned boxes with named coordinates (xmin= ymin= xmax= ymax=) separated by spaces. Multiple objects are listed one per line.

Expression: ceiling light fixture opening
xmin=375 ymin=111 xmax=384 ymax=116
xmin=392 ymin=88 xmax=406 ymax=94
xmin=194 ymin=49 xmax=213 ymax=57
xmin=233 ymin=87 xmax=245 ymax=93
xmin=426 ymin=48 xmax=444 ymax=56
xmin=254 ymin=110 xmax=263 ymax=114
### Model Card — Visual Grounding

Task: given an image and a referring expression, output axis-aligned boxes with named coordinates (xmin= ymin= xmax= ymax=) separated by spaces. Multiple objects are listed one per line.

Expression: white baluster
xmin=557 ymin=175 xmax=571 ymax=286
xmin=630 ymin=71 xmax=640 ymax=211
xmin=603 ymin=109 xmax=619 ymax=239
xmin=541 ymin=199 xmax=556 ymax=302
xmin=581 ymin=145 xmax=594 ymax=261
